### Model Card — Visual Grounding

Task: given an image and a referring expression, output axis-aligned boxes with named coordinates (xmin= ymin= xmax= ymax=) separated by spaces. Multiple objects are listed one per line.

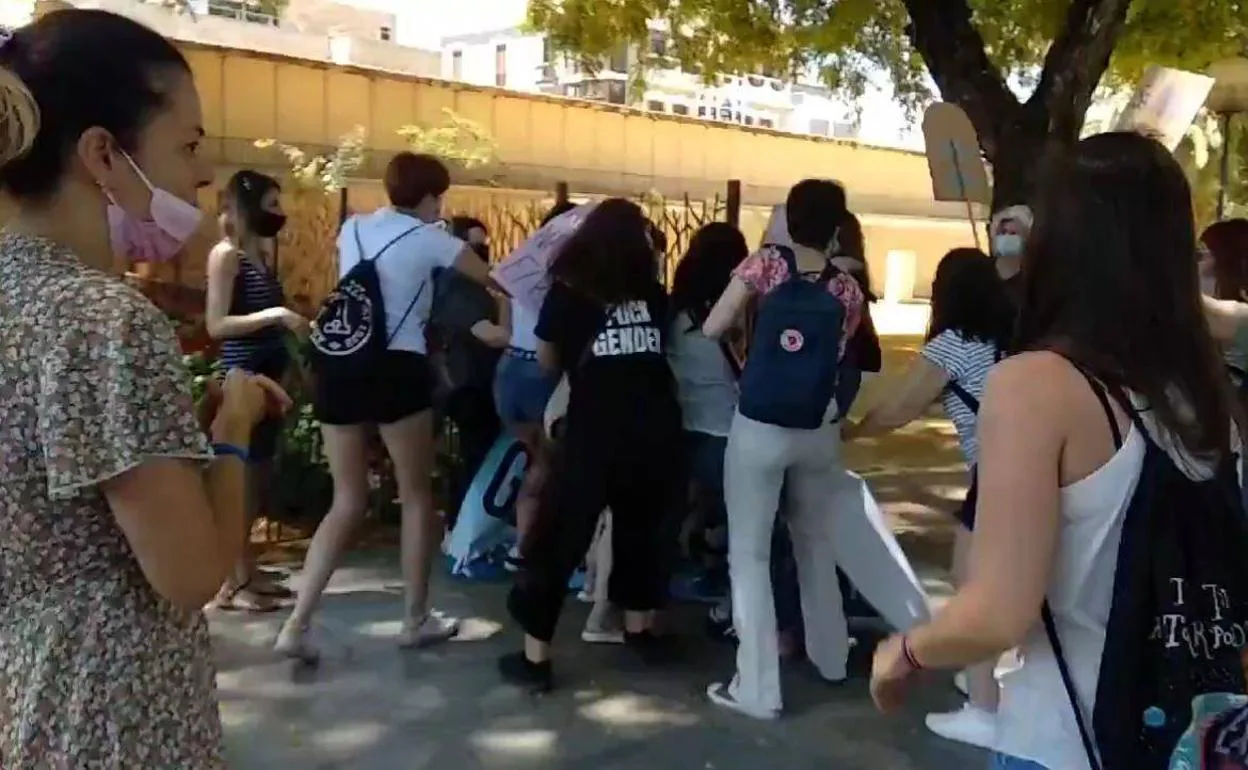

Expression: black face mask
xmin=471 ymin=241 xmax=490 ymax=261
xmin=251 ymin=211 xmax=287 ymax=238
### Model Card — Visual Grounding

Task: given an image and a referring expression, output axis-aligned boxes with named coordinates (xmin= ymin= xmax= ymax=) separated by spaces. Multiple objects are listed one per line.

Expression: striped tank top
xmin=218 ymin=253 xmax=288 ymax=376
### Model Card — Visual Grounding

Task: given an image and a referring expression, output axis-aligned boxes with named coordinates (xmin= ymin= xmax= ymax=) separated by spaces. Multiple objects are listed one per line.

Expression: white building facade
xmin=440 ymin=25 xmax=865 ymax=140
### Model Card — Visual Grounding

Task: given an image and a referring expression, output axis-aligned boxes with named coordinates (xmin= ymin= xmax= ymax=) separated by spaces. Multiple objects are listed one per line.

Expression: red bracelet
xmin=901 ymin=635 xmax=925 ymax=672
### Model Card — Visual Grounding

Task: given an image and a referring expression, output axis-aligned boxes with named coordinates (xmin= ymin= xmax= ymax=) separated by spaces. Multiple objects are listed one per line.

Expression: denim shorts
xmin=494 ymin=349 xmax=558 ymax=426
xmin=988 ymin=753 xmax=1048 ymax=770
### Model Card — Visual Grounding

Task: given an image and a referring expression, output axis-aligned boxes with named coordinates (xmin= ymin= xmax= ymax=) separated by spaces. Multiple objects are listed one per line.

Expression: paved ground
xmin=212 ymin=552 xmax=985 ymax=770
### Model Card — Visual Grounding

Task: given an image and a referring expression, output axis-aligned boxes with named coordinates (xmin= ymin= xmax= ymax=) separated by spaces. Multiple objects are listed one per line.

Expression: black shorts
xmin=312 ymin=350 xmax=435 ymax=426
xmin=218 ymin=347 xmax=289 ymax=462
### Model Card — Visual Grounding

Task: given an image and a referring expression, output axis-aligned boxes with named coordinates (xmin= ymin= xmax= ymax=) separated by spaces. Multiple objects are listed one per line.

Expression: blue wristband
xmin=211 ymin=442 xmax=250 ymax=463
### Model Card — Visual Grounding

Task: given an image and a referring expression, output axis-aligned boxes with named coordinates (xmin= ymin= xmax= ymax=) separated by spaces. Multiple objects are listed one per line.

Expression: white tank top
xmin=994 ymin=401 xmax=1233 ymax=770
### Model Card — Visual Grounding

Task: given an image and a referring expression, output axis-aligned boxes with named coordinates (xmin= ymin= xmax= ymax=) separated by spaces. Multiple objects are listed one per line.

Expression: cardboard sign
xmin=761 ymin=204 xmax=792 ymax=248
xmin=1115 ymin=65 xmax=1216 ymax=152
xmin=921 ymin=102 xmax=991 ymax=205
xmin=490 ymin=201 xmax=598 ymax=314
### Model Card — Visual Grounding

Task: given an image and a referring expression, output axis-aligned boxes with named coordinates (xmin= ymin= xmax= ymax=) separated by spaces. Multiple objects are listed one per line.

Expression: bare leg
xmin=214 ymin=460 xmax=278 ymax=612
xmin=275 ymin=425 xmax=370 ymax=662
xmin=379 ymin=409 xmax=460 ymax=647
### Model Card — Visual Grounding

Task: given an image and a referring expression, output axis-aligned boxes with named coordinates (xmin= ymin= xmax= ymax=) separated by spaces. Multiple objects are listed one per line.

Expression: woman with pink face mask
xmin=0 ymin=11 xmax=290 ymax=766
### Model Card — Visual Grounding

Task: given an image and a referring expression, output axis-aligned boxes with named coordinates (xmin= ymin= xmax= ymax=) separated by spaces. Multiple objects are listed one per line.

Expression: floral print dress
xmin=0 ymin=232 xmax=222 ymax=768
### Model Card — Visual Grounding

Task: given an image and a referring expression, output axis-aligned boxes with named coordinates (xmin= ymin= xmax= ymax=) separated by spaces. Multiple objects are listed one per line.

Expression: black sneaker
xmin=624 ymin=630 xmax=679 ymax=666
xmin=497 ymin=651 xmax=553 ymax=693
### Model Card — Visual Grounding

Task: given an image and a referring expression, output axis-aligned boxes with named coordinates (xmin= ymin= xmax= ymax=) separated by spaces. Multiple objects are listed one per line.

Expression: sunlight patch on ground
xmin=469 ymin=727 xmax=559 ymax=757
xmin=578 ymin=693 xmax=701 ymax=728
xmin=311 ymin=721 xmax=387 ymax=752
xmin=452 ymin=615 xmax=505 ymax=642
xmin=219 ymin=702 xmax=263 ymax=729
xmin=357 ymin=619 xmax=404 ymax=639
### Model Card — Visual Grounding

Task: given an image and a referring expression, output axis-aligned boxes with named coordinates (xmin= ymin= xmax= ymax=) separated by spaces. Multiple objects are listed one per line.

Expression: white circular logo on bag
xmin=780 ymin=329 xmax=804 ymax=352
xmin=312 ymin=282 xmax=374 ymax=357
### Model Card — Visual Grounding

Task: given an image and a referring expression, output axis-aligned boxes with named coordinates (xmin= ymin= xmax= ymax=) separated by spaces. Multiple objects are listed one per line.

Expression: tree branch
xmin=900 ymin=0 xmax=1020 ymax=161
xmin=1028 ymin=0 xmax=1133 ymax=140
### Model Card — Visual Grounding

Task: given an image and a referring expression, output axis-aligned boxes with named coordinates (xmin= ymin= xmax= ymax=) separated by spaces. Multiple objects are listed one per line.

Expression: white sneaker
xmin=924 ymin=703 xmax=996 ymax=750
xmin=581 ymin=626 xmax=625 ymax=645
xmin=398 ymin=610 xmax=461 ymax=649
xmin=706 ymin=681 xmax=780 ymax=720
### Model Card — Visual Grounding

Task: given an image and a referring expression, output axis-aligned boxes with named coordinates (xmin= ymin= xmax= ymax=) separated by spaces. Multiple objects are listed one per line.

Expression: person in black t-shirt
xmin=500 ymin=198 xmax=684 ymax=691
xmin=429 ymin=217 xmax=509 ymax=521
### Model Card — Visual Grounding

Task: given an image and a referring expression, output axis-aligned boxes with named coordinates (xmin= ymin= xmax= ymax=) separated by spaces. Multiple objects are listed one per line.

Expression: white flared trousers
xmin=724 ymin=410 xmax=854 ymax=713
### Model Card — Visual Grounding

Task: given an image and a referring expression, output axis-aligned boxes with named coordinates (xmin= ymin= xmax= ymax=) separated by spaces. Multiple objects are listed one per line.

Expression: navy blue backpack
xmin=738 ymin=246 xmax=847 ymax=429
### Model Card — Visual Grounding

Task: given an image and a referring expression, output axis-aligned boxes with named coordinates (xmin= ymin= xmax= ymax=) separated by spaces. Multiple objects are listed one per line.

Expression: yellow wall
xmin=181 ymin=42 xmax=960 ymax=217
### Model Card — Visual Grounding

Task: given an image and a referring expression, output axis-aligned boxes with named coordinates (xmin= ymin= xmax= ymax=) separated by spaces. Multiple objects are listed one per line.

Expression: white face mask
xmin=993 ymin=233 xmax=1024 ymax=259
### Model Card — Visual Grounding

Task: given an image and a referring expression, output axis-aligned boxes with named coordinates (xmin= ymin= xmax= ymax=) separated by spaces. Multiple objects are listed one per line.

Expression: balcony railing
xmin=204 ymin=0 xmax=277 ymax=26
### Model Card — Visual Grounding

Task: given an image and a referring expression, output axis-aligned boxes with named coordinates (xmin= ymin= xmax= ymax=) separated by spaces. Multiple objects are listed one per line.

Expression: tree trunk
xmin=902 ymin=0 xmax=1133 ymax=211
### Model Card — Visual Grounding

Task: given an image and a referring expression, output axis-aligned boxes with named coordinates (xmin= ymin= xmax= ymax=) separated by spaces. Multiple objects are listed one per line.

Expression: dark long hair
xmin=925 ymin=248 xmax=1013 ymax=349
xmin=1016 ymin=131 xmax=1235 ymax=458
xmin=547 ymin=198 xmax=658 ymax=304
xmin=836 ymin=212 xmax=875 ymax=299
xmin=223 ymin=169 xmax=280 ymax=236
xmin=670 ymin=222 xmax=748 ymax=327
xmin=1202 ymin=218 xmax=1248 ymax=301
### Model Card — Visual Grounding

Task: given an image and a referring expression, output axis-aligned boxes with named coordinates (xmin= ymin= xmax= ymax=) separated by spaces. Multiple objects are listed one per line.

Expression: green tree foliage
xmin=398 ymin=108 xmax=499 ymax=170
xmin=255 ymin=111 xmax=497 ymax=195
xmin=255 ymin=126 xmax=366 ymax=193
xmin=529 ymin=0 xmax=1248 ymax=206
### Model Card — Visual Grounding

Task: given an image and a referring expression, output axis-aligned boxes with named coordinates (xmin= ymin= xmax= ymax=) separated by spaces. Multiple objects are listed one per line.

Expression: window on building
xmin=697 ymin=106 xmax=708 ymax=118
xmin=759 ymin=117 xmax=775 ymax=129
xmin=495 ymin=44 xmax=507 ymax=87
xmin=606 ymin=81 xmax=627 ymax=104
xmin=647 ymin=100 xmax=666 ymax=113
xmin=607 ymin=44 xmax=628 ymax=74
xmin=672 ymin=103 xmax=689 ymax=116
xmin=451 ymin=50 xmax=463 ymax=80
xmin=378 ymin=25 xmax=392 ymax=41
xmin=832 ymin=121 xmax=859 ymax=139
xmin=543 ymin=36 xmax=555 ymax=64
xmin=744 ymin=115 xmax=755 ymax=126
xmin=206 ymin=0 xmax=277 ymax=26
xmin=809 ymin=118 xmax=831 ymax=136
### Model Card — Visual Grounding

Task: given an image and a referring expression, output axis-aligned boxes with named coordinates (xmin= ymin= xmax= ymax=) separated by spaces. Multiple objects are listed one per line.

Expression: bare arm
xmin=452 ymin=246 xmax=510 ymax=296
xmin=470 ymin=292 xmax=513 ymax=349
xmin=905 ymin=354 xmax=1067 ymax=666
xmin=703 ymin=276 xmax=754 ymax=340
xmin=205 ymin=243 xmax=287 ymax=340
xmin=537 ymin=339 xmax=560 ymax=374
xmin=1203 ymin=295 xmax=1248 ymax=343
xmin=102 ymin=415 xmax=252 ymax=611
xmin=845 ymin=356 xmax=949 ymax=441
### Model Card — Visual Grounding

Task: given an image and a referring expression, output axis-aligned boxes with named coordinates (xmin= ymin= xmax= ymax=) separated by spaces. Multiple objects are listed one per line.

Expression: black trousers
xmin=508 ymin=417 xmax=683 ymax=643
xmin=442 ymin=385 xmax=502 ymax=524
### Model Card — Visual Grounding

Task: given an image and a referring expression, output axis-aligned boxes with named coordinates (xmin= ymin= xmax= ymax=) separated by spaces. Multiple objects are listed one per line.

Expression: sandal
xmin=213 ymin=582 xmax=280 ymax=613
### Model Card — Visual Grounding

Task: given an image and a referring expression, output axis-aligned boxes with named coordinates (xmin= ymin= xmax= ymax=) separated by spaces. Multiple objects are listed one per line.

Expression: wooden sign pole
xmin=949 ymin=141 xmax=982 ymax=251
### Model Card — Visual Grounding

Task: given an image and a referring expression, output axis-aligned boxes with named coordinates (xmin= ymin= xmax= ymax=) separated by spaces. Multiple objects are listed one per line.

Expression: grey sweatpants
xmin=723 ymin=410 xmax=855 ymax=713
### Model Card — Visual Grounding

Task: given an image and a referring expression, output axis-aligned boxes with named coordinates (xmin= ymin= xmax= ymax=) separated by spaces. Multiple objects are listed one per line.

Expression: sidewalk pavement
xmin=212 ymin=552 xmax=984 ymax=770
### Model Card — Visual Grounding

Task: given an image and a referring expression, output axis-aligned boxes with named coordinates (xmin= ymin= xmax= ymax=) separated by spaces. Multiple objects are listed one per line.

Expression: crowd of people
xmin=5 ymin=9 xmax=1248 ymax=770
